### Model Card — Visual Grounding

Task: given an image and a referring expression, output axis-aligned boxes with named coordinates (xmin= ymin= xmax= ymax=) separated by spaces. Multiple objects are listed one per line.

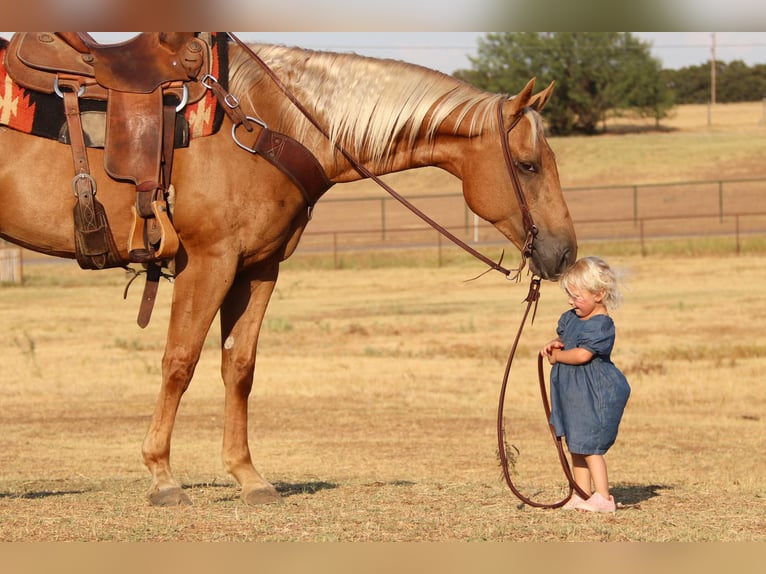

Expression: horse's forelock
xmin=523 ymin=111 xmax=542 ymax=153
xmin=229 ymin=43 xmax=505 ymax=166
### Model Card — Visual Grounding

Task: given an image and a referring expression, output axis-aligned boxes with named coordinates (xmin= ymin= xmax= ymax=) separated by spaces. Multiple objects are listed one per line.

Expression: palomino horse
xmin=0 ymin=35 xmax=577 ymax=505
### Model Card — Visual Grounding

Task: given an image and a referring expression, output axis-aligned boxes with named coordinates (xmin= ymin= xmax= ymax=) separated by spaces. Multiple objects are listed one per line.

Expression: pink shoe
xmin=562 ymin=493 xmax=585 ymax=510
xmin=577 ymin=492 xmax=616 ymax=513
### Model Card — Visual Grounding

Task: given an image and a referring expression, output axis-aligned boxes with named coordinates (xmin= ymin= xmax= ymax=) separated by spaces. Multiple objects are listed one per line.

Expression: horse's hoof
xmin=241 ymin=484 xmax=282 ymax=505
xmin=148 ymin=486 xmax=193 ymax=506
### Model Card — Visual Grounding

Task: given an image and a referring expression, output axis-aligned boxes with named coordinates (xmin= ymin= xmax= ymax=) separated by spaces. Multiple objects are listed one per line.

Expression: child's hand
xmin=540 ymin=339 xmax=564 ymax=364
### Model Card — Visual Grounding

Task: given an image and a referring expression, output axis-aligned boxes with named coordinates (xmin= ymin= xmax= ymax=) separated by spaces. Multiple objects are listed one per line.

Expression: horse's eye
xmin=517 ymin=161 xmax=537 ymax=174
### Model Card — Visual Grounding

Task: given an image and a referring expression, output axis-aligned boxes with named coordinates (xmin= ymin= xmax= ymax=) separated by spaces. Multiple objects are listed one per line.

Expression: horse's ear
xmin=528 ymin=81 xmax=555 ymax=112
xmin=506 ymin=78 xmax=537 ymax=117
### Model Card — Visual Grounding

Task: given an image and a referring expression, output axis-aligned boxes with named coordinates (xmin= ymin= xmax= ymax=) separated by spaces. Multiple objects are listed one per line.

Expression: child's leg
xmin=584 ymin=454 xmax=610 ymax=498
xmin=570 ymin=453 xmax=592 ymax=496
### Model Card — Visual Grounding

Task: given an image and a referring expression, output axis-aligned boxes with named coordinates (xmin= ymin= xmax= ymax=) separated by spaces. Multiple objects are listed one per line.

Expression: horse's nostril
xmin=560 ymin=248 xmax=572 ymax=269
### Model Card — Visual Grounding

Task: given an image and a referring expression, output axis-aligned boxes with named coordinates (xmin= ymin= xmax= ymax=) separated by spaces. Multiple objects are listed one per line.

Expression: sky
xmin=3 ymin=32 xmax=766 ymax=76
xmin=232 ymin=32 xmax=766 ymax=74
xmin=108 ymin=32 xmax=766 ymax=75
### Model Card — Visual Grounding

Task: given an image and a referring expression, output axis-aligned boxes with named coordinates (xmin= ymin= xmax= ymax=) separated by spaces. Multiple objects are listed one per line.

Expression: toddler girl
xmin=540 ymin=256 xmax=630 ymax=513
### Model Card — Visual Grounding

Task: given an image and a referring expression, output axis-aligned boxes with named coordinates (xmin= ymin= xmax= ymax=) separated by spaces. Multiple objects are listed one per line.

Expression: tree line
xmin=453 ymin=32 xmax=766 ymax=136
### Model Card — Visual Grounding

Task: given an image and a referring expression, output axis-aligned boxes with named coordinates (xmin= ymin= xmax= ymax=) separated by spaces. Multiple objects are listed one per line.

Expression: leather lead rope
xmin=497 ymin=278 xmax=591 ymax=507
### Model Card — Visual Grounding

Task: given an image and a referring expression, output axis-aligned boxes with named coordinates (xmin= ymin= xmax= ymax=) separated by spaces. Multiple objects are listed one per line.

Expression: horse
xmin=0 ymin=34 xmax=577 ymax=505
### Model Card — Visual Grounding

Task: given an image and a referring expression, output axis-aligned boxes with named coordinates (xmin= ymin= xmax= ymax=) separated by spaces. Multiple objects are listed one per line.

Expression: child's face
xmin=565 ymin=284 xmax=606 ymax=320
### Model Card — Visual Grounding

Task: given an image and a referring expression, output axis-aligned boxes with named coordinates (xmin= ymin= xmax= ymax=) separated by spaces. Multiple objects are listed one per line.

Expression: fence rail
xmin=3 ymin=176 xmax=766 ymax=275
xmin=294 ymin=211 xmax=766 ymax=265
xmin=294 ymin=176 xmax=766 ymax=265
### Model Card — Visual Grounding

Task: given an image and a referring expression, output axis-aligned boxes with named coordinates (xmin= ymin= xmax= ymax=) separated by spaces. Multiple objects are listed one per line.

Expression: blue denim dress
xmin=549 ymin=310 xmax=631 ymax=455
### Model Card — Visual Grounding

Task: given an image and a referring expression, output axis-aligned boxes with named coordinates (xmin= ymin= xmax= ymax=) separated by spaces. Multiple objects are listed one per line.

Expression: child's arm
xmin=547 ymin=346 xmax=594 ymax=366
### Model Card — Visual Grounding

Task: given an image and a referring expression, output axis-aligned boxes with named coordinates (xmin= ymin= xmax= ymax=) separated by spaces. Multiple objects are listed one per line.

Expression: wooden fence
xmin=0 ymin=244 xmax=23 ymax=284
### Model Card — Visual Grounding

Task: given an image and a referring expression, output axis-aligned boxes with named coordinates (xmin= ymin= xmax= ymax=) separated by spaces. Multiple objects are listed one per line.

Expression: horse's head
xmin=454 ymin=79 xmax=577 ymax=280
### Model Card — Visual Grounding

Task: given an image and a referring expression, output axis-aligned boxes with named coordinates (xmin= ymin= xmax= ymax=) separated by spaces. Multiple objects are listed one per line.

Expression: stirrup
xmin=128 ymin=204 xmax=179 ymax=263
xmin=151 ymin=199 xmax=179 ymax=259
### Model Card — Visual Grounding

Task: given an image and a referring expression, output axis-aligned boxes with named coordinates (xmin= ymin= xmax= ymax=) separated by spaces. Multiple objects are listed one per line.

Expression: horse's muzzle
xmin=530 ymin=243 xmax=577 ymax=281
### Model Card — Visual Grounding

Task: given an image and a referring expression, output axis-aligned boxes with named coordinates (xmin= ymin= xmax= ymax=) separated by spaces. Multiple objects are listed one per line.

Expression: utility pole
xmin=708 ymin=32 xmax=717 ymax=127
xmin=710 ymin=32 xmax=717 ymax=105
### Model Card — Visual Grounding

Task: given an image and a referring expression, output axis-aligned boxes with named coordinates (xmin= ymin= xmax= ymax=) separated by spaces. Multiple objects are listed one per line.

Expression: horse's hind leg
xmin=142 ymin=256 xmax=236 ymax=506
xmin=219 ymin=261 xmax=282 ymax=505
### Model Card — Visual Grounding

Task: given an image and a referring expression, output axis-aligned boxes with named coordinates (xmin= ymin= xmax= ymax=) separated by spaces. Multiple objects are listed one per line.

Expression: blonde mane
xmin=228 ymin=43 xmax=507 ymax=167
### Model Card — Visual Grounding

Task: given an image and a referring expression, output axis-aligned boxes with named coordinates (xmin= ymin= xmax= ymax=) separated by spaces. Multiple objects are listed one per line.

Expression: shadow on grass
xmin=180 ymin=480 xmax=339 ymax=502
xmin=612 ymin=483 xmax=668 ymax=506
xmin=275 ymin=481 xmax=338 ymax=497
xmin=0 ymin=489 xmax=91 ymax=499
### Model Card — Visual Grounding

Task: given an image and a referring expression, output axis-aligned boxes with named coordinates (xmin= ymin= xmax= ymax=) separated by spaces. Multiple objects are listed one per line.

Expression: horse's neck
xmin=244 ymin=45 xmax=496 ymax=181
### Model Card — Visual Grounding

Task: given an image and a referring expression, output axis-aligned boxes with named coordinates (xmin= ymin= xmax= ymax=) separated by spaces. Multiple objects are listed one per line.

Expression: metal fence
xmin=3 ymin=176 xmax=765 ymax=277
xmin=293 ymin=176 xmax=766 ymax=261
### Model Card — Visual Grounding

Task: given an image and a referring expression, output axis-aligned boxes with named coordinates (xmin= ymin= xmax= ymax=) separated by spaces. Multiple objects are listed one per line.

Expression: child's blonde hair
xmin=559 ymin=256 xmax=623 ymax=311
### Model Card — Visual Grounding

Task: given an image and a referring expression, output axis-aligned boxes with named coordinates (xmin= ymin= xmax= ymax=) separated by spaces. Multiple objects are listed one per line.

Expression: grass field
xmin=0 ymin=249 xmax=764 ymax=542
xmin=0 ymin=102 xmax=765 ymax=543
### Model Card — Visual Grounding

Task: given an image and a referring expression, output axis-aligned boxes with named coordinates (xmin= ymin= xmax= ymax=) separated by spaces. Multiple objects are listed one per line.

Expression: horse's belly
xmin=0 ymin=129 xmax=134 ymax=258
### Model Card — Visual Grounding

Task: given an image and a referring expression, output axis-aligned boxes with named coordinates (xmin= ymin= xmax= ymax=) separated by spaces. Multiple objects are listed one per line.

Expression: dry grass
xmin=1 ymin=103 xmax=765 ymax=542
xmin=555 ymin=102 xmax=766 ymax=188
xmin=0 ymin=252 xmax=764 ymax=542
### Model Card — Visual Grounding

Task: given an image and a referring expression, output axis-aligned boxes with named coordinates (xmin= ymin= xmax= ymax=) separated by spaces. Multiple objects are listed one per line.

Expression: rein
xmin=223 ymin=32 xmax=536 ymax=281
xmin=496 ymin=278 xmax=591 ymax=507
xmin=219 ymin=34 xmax=580 ymax=505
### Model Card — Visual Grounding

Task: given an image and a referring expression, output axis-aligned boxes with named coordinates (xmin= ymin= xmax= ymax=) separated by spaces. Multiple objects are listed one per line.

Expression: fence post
xmin=640 ymin=219 xmax=646 ymax=257
xmin=464 ymin=203 xmax=470 ymax=236
xmin=0 ymin=245 xmax=23 ymax=285
xmin=333 ymin=232 xmax=339 ymax=269
xmin=719 ymin=181 xmax=724 ymax=223
xmin=380 ymin=198 xmax=387 ymax=241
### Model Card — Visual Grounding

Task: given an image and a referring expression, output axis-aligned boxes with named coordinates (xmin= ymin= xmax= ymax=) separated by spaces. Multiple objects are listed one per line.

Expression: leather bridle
xmin=496 ymin=100 xmax=538 ymax=270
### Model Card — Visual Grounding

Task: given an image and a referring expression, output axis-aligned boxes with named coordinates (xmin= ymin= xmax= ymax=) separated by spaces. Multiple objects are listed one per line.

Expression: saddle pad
xmin=0 ymin=33 xmax=228 ymax=143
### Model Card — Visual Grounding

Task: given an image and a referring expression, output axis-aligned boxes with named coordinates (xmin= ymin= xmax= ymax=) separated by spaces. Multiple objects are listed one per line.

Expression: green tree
xmin=662 ymin=60 xmax=766 ymax=104
xmin=717 ymin=60 xmax=765 ymax=102
xmin=661 ymin=64 xmax=711 ymax=104
xmin=454 ymin=32 xmax=671 ymax=135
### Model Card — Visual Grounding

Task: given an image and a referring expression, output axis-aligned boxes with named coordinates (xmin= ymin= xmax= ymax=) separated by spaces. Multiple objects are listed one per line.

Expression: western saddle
xmin=5 ymin=33 xmax=335 ymax=327
xmin=4 ymin=32 xmax=213 ymax=272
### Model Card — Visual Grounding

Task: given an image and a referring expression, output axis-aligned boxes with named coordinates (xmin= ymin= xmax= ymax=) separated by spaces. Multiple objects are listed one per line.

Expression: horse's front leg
xmin=219 ymin=261 xmax=282 ymax=505
xmin=142 ymin=254 xmax=237 ymax=506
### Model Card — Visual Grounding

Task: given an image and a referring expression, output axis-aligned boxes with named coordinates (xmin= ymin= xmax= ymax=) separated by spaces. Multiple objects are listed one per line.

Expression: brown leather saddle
xmin=4 ymin=32 xmax=212 ymax=271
